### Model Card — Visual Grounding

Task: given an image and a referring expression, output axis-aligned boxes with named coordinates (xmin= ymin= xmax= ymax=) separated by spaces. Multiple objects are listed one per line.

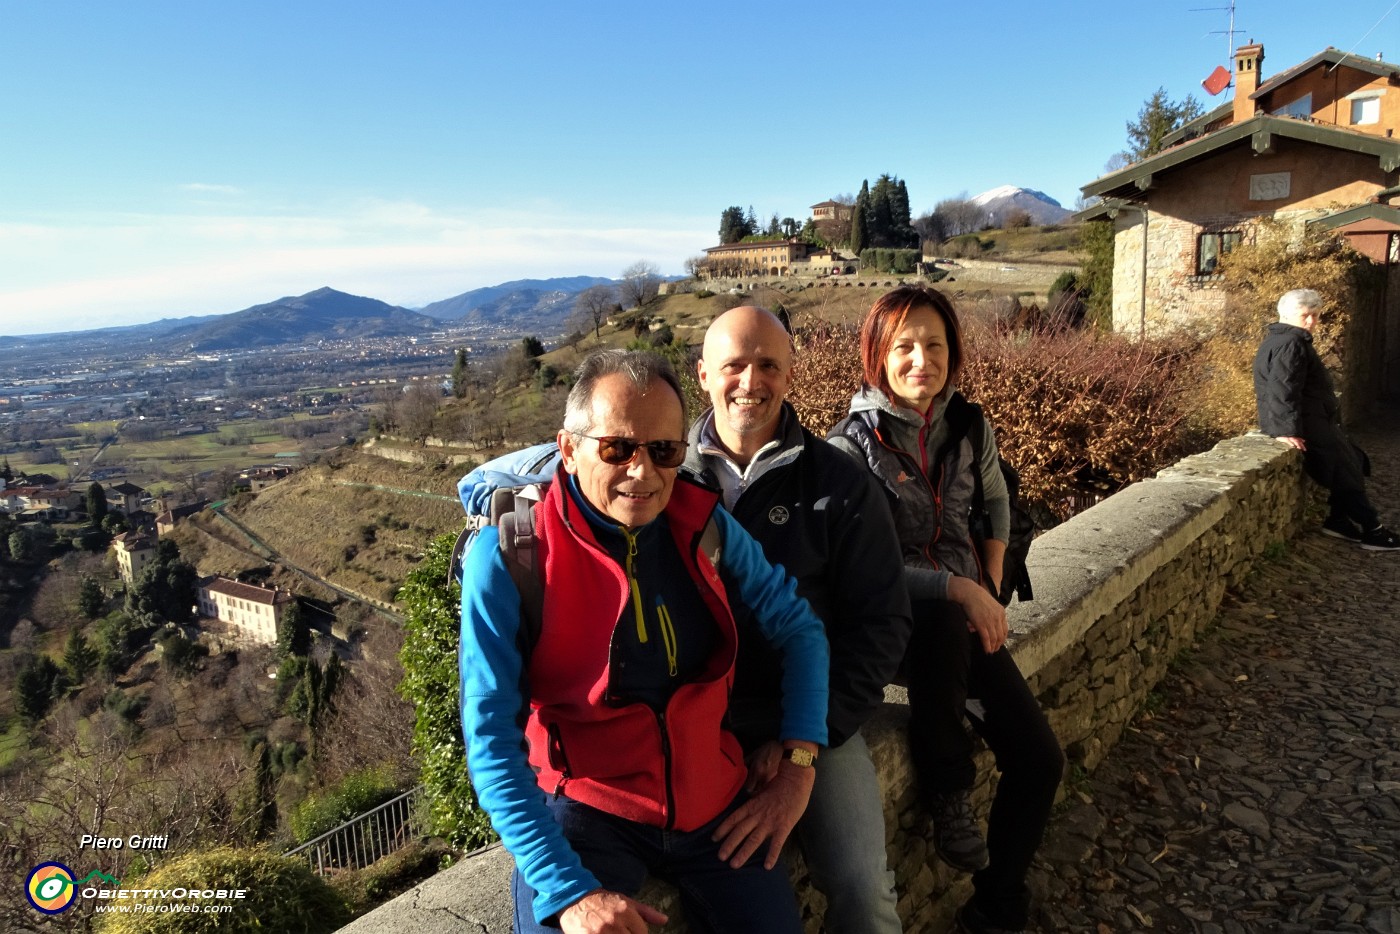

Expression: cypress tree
xmin=850 ymin=206 xmax=868 ymax=255
xmin=86 ymin=483 xmax=108 ymax=526
xmin=451 ymin=348 xmax=468 ymax=399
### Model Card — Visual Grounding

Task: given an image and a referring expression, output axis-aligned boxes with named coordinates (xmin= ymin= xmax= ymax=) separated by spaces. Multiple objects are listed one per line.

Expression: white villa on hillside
xmin=112 ymin=531 xmax=157 ymax=584
xmin=197 ymin=576 xmax=296 ymax=645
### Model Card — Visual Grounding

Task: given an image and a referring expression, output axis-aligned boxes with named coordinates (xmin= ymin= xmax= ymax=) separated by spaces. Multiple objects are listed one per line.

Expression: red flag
xmin=1202 ymin=65 xmax=1231 ymax=96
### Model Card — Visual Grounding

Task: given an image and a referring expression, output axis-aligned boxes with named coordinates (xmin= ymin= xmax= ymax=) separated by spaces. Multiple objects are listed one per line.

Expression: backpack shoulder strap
xmin=697 ymin=516 xmax=722 ymax=568
xmin=495 ymin=484 xmax=546 ymax=656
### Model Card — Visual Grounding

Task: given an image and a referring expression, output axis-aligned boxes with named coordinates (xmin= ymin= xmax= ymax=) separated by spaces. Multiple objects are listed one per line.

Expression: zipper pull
xmin=655 ymin=597 xmax=679 ymax=677
xmin=622 ymin=527 xmax=647 ymax=643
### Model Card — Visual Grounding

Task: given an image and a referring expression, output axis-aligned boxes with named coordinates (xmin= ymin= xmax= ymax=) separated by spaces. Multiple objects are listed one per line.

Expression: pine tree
xmin=1 ymin=459 xmax=12 ymax=483
xmin=718 ymin=206 xmax=750 ymax=244
xmin=16 ymin=656 xmax=61 ymax=722
xmin=78 ymin=575 xmax=105 ymax=619
xmin=1123 ymin=87 xmax=1204 ymax=161
xmin=63 ymin=629 xmax=98 ymax=685
xmin=745 ymin=205 xmax=759 ymax=236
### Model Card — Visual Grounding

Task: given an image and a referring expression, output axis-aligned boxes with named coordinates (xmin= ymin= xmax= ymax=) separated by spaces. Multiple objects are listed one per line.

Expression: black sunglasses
xmin=577 ymin=434 xmax=688 ymax=469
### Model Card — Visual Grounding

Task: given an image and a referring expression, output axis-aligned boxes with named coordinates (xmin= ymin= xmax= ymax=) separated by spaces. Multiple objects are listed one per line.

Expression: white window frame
xmin=1349 ymin=92 xmax=1382 ymax=126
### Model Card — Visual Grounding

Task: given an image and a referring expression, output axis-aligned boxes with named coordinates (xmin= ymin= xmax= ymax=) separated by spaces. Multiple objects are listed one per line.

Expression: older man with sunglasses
xmin=460 ymin=349 xmax=830 ymax=934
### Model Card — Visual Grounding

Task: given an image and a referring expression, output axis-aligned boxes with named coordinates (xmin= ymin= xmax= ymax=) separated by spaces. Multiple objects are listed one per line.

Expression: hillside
xmin=179 ymin=449 xmax=466 ymax=606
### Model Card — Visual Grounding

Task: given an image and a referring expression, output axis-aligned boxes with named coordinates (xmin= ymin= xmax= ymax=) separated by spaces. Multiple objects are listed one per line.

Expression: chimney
xmin=1233 ymin=41 xmax=1264 ymax=125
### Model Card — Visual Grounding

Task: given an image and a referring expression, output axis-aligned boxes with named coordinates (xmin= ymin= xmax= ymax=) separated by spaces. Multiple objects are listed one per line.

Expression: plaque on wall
xmin=1249 ymin=172 xmax=1291 ymax=201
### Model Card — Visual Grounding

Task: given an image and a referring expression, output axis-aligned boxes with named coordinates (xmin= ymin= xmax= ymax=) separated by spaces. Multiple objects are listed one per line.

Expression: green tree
xmin=1 ymin=459 xmax=12 ymax=483
xmin=398 ymin=533 xmax=496 ymax=849
xmin=277 ymin=599 xmax=310 ymax=658
xmin=86 ymin=482 xmax=108 ymax=525
xmin=520 ymin=335 xmax=545 ymax=359
xmin=16 ymin=655 xmax=62 ymax=722
xmin=9 ymin=528 xmax=34 ymax=562
xmin=1079 ymin=220 xmax=1116 ymax=329
xmin=127 ymin=540 xmax=197 ymax=623
xmin=78 ymin=575 xmax=105 ymax=619
xmin=718 ymin=206 xmax=752 ymax=244
xmin=451 ymin=348 xmax=469 ymax=399
xmin=63 ymin=629 xmax=99 ymax=685
xmin=1122 ymin=87 xmax=1204 ymax=162
xmin=849 ymin=200 xmax=868 ymax=255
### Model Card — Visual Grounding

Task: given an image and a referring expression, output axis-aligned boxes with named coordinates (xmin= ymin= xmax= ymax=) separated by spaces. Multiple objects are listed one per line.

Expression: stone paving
xmin=1030 ymin=415 xmax=1400 ymax=933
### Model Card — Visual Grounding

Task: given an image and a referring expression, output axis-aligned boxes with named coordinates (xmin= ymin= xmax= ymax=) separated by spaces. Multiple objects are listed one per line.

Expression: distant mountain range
xmin=1 ymin=277 xmax=621 ymax=348
xmin=176 ymin=287 xmax=439 ymax=350
xmin=969 ymin=185 xmax=1071 ymax=226
xmin=418 ymin=276 xmax=614 ymax=320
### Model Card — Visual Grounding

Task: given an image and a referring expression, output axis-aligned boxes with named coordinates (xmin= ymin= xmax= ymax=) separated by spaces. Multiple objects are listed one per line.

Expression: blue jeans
xmin=796 ymin=730 xmax=903 ymax=934
xmin=511 ymin=793 xmax=803 ymax=934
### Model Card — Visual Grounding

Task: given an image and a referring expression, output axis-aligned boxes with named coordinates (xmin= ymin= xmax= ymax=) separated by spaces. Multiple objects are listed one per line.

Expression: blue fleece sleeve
xmin=457 ymin=442 xmax=561 ymax=515
xmin=459 ymin=525 xmax=599 ymax=923
xmin=712 ymin=508 xmax=829 ymax=746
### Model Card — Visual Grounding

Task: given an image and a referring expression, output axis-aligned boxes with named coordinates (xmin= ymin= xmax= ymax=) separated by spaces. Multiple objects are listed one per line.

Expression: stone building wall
xmin=1110 ymin=208 xmax=1333 ymax=335
xmin=338 ymin=433 xmax=1308 ymax=934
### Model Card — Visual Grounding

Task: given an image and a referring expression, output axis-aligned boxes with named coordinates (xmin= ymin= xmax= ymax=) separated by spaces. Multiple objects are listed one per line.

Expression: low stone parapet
xmin=337 ymin=433 xmax=1305 ymax=933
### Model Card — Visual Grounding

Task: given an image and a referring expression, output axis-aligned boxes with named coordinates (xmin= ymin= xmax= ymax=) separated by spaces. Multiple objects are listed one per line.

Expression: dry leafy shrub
xmin=1204 ymin=219 xmax=1375 ymax=436
xmin=961 ymin=317 xmax=1199 ymax=520
xmin=788 ymin=320 xmax=865 ymax=434
xmin=789 ymin=310 xmax=1202 ymax=522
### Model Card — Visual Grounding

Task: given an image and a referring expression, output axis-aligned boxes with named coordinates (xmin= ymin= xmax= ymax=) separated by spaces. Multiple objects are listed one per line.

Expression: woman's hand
xmin=948 ymin=575 xmax=1007 ymax=654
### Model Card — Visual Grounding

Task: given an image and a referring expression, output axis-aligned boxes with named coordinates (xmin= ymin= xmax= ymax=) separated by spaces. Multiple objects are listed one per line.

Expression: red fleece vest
xmin=522 ymin=478 xmax=747 ymax=831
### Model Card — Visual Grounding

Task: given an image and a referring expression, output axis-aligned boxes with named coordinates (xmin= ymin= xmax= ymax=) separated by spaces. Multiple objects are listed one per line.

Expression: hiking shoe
xmin=928 ymin=790 xmax=989 ymax=872
xmin=1321 ymin=515 xmax=1362 ymax=542
xmin=956 ymin=900 xmax=1025 ymax=934
xmin=1360 ymin=525 xmax=1400 ymax=552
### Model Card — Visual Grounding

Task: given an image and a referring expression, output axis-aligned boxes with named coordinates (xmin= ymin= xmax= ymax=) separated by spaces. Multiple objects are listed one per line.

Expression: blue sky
xmin=2 ymin=0 xmax=1395 ymax=336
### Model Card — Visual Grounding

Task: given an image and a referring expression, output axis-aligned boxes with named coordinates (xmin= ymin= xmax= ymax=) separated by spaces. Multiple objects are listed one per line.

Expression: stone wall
xmin=338 ymin=433 xmax=1308 ymax=934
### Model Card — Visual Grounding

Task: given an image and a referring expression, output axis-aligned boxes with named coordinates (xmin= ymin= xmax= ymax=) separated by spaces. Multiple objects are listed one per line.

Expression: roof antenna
xmin=1192 ymin=0 xmax=1242 ymax=68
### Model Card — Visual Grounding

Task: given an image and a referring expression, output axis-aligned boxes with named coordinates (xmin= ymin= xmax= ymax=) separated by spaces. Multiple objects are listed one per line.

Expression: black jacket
xmin=1253 ymin=322 xmax=1340 ymax=439
xmin=685 ymin=404 xmax=911 ymax=749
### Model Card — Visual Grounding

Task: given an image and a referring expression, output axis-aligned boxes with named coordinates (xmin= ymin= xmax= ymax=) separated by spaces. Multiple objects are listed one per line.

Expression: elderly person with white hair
xmin=1253 ymin=288 xmax=1399 ymax=551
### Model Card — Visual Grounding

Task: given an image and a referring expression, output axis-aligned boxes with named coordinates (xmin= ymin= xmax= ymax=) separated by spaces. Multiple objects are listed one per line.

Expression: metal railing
xmin=284 ymin=785 xmax=425 ymax=876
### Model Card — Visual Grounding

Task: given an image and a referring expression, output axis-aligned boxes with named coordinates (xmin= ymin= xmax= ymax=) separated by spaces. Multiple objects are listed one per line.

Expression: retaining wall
xmin=338 ymin=432 xmax=1307 ymax=934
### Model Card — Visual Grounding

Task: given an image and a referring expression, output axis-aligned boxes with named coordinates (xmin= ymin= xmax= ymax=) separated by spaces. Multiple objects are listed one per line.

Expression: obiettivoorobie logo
xmin=25 ymin=863 xmax=121 ymax=914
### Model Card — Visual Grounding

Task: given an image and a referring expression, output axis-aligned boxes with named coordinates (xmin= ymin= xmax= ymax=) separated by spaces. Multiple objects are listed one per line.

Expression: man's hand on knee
xmin=713 ymin=754 xmax=817 ymax=870
xmin=561 ymin=889 xmax=667 ymax=934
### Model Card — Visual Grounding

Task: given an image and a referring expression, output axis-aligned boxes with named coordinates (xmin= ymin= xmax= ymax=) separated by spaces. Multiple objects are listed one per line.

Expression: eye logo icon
xmin=26 ymin=862 xmax=76 ymax=914
xmin=25 ymin=864 xmax=120 ymax=914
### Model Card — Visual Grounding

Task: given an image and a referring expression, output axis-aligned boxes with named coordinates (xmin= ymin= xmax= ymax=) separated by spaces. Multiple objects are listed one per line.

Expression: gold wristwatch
xmin=782 ymin=746 xmax=817 ymax=768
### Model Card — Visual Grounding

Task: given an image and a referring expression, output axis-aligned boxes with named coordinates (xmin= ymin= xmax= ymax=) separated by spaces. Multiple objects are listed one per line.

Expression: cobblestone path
xmin=1031 ymin=417 xmax=1400 ymax=934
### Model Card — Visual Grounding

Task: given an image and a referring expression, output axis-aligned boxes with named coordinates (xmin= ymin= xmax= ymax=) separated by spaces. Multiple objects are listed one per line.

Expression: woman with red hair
xmin=829 ymin=286 xmax=1062 ymax=934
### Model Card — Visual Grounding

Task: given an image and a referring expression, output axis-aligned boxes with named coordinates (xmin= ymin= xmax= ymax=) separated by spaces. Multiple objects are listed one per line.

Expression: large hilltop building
xmin=1078 ymin=42 xmax=1400 ymax=399
xmin=112 ymin=531 xmax=157 ymax=584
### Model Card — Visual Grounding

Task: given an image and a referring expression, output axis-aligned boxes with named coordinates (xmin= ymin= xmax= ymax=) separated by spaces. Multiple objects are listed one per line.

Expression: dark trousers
xmin=1304 ymin=430 xmax=1379 ymax=530
xmin=511 ymin=793 xmax=803 ymax=934
xmin=906 ymin=597 xmax=1065 ymax=928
